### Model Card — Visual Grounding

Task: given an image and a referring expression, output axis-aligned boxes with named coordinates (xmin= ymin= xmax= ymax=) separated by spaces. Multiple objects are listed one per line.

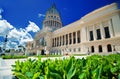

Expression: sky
xmin=0 ymin=0 xmax=120 ymax=49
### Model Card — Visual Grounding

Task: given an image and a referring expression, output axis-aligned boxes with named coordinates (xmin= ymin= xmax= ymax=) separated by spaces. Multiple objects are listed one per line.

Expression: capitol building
xmin=26 ymin=3 xmax=120 ymax=55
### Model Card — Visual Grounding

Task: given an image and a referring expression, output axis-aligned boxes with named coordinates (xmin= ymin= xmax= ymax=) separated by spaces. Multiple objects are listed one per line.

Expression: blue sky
xmin=0 ymin=0 xmax=119 ymax=49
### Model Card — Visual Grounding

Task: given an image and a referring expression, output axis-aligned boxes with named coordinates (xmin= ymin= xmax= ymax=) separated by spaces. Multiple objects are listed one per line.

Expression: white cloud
xmin=38 ymin=13 xmax=45 ymax=18
xmin=8 ymin=28 xmax=33 ymax=47
xmin=0 ymin=20 xmax=14 ymax=36
xmin=19 ymin=34 xmax=33 ymax=46
xmin=0 ymin=10 xmax=39 ymax=49
xmin=26 ymin=21 xmax=40 ymax=32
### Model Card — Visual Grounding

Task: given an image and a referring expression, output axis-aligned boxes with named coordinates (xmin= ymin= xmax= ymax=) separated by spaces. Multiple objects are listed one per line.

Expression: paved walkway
xmin=0 ymin=56 xmax=86 ymax=79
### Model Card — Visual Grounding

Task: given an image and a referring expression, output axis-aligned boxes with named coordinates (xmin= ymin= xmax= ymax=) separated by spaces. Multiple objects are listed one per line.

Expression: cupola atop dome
xmin=47 ymin=3 xmax=59 ymax=14
xmin=43 ymin=3 xmax=62 ymax=31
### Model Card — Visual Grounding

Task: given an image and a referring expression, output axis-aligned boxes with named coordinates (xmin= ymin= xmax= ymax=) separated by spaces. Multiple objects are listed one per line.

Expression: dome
xmin=43 ymin=3 xmax=62 ymax=31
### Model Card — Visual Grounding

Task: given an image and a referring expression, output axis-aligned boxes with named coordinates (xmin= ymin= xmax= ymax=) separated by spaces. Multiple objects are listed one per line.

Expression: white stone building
xmin=26 ymin=3 xmax=120 ymax=55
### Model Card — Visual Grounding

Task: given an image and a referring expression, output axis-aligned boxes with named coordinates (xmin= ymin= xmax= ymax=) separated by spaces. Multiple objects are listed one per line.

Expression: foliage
xmin=2 ymin=55 xmax=27 ymax=59
xmin=12 ymin=54 xmax=120 ymax=79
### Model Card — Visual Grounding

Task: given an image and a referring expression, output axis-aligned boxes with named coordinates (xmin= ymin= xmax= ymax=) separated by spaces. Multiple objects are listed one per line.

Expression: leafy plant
xmin=12 ymin=54 xmax=120 ymax=79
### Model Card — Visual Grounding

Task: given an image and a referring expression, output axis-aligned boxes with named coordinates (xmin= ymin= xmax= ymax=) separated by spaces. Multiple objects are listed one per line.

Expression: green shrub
xmin=2 ymin=55 xmax=27 ymax=59
xmin=12 ymin=54 xmax=120 ymax=79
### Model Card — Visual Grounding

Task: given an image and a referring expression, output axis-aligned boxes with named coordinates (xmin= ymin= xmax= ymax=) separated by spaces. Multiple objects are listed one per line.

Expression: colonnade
xmin=52 ymin=31 xmax=81 ymax=47
xmin=86 ymin=20 xmax=114 ymax=41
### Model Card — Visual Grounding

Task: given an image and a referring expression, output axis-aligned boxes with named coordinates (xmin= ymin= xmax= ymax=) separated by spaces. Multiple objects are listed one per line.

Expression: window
xmin=74 ymin=48 xmax=76 ymax=52
xmin=104 ymin=27 xmax=110 ymax=38
xmin=91 ymin=46 xmax=94 ymax=53
xmin=96 ymin=29 xmax=101 ymax=40
xmin=73 ymin=32 xmax=76 ymax=44
xmin=52 ymin=39 xmax=54 ymax=47
xmin=57 ymin=37 xmax=59 ymax=47
xmin=99 ymin=45 xmax=102 ymax=53
xmin=107 ymin=44 xmax=112 ymax=52
xmin=63 ymin=36 xmax=64 ymax=45
xmin=89 ymin=31 xmax=94 ymax=41
xmin=60 ymin=36 xmax=61 ymax=46
xmin=48 ymin=16 xmax=50 ymax=18
xmin=69 ymin=33 xmax=72 ymax=44
xmin=66 ymin=34 xmax=68 ymax=45
xmin=55 ymin=38 xmax=56 ymax=47
xmin=77 ymin=31 xmax=80 ymax=43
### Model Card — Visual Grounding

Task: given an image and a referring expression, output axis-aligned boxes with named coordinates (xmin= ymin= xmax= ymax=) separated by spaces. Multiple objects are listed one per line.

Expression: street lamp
xmin=86 ymin=46 xmax=90 ymax=55
xmin=65 ymin=45 xmax=69 ymax=55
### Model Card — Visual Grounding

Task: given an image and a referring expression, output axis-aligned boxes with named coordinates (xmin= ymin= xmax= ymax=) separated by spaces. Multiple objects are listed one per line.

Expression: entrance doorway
xmin=41 ymin=49 xmax=45 ymax=55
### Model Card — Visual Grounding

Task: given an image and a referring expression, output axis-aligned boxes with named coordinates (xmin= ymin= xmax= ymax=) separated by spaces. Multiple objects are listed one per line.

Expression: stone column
xmin=54 ymin=38 xmax=55 ymax=47
xmin=57 ymin=37 xmax=59 ymax=46
xmin=61 ymin=36 xmax=63 ymax=46
xmin=71 ymin=32 xmax=73 ymax=44
xmin=100 ymin=23 xmax=105 ymax=39
xmin=53 ymin=21 xmax=54 ymax=27
xmin=93 ymin=26 xmax=97 ymax=40
xmin=79 ymin=31 xmax=81 ymax=42
xmin=72 ymin=32 xmax=74 ymax=44
xmin=53 ymin=38 xmax=55 ymax=47
xmin=64 ymin=35 xmax=66 ymax=46
xmin=86 ymin=27 xmax=89 ymax=41
xmin=59 ymin=36 xmax=61 ymax=46
xmin=76 ymin=31 xmax=77 ymax=44
xmin=108 ymin=20 xmax=114 ymax=37
xmin=46 ymin=22 xmax=48 ymax=26
xmin=51 ymin=20 xmax=53 ymax=26
xmin=68 ymin=34 xmax=69 ymax=46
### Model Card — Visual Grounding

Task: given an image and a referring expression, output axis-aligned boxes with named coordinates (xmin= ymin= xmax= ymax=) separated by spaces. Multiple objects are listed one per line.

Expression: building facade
xmin=26 ymin=3 xmax=120 ymax=55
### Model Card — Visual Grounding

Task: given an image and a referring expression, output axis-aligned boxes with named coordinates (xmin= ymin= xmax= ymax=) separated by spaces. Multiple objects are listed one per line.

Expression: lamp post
xmin=3 ymin=35 xmax=8 ymax=53
xmin=88 ymin=47 xmax=90 ymax=55
xmin=86 ymin=46 xmax=90 ymax=55
xmin=65 ymin=45 xmax=69 ymax=55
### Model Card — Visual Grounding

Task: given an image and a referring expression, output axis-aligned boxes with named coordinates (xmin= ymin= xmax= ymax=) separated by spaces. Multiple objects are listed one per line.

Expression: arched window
xmin=107 ymin=44 xmax=112 ymax=52
xmin=91 ymin=46 xmax=94 ymax=53
xmin=99 ymin=45 xmax=102 ymax=53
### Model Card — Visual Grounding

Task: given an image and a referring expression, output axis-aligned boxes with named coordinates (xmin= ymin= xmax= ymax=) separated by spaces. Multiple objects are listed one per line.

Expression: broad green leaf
xmin=32 ymin=72 xmax=40 ymax=79
xmin=118 ymin=74 xmax=120 ymax=79
xmin=67 ymin=66 xmax=76 ymax=79
xmin=25 ymin=72 xmax=33 ymax=78
xmin=14 ymin=72 xmax=29 ymax=79
xmin=49 ymin=71 xmax=62 ymax=79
